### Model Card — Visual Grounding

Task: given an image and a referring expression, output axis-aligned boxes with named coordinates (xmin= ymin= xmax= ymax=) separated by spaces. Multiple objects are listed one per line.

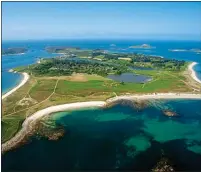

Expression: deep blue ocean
xmin=2 ymin=39 xmax=201 ymax=94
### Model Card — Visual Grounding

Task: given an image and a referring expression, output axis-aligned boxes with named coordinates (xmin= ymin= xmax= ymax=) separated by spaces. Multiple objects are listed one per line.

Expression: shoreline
xmin=2 ymin=53 xmax=26 ymax=56
xmin=2 ymin=71 xmax=30 ymax=100
xmin=188 ymin=62 xmax=201 ymax=84
xmin=2 ymin=93 xmax=201 ymax=153
xmin=2 ymin=101 xmax=106 ymax=153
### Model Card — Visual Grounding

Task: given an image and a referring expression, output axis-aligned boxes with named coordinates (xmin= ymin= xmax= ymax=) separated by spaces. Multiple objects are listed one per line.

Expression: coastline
xmin=2 ymin=93 xmax=201 ymax=154
xmin=188 ymin=62 xmax=201 ymax=84
xmin=2 ymin=62 xmax=201 ymax=153
xmin=2 ymin=72 xmax=30 ymax=100
xmin=2 ymin=101 xmax=106 ymax=153
xmin=2 ymin=53 xmax=26 ymax=56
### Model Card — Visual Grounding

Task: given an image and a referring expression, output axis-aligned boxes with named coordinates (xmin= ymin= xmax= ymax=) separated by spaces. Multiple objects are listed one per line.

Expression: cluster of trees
xmin=29 ymin=58 xmax=128 ymax=76
xmin=104 ymin=53 xmax=126 ymax=60
xmin=104 ymin=53 xmax=186 ymax=71
xmin=33 ymin=48 xmax=187 ymax=74
xmin=91 ymin=49 xmax=105 ymax=57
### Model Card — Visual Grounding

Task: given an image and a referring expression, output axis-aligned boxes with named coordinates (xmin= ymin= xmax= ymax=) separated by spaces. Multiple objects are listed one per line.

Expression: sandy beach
xmin=188 ymin=62 xmax=201 ymax=84
xmin=106 ymin=93 xmax=201 ymax=103
xmin=2 ymin=72 xmax=29 ymax=100
xmin=2 ymin=93 xmax=201 ymax=153
xmin=2 ymin=101 xmax=106 ymax=153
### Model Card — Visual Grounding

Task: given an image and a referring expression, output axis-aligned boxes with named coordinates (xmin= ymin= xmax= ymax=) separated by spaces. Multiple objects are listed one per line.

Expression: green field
xmin=2 ymin=62 xmax=200 ymax=143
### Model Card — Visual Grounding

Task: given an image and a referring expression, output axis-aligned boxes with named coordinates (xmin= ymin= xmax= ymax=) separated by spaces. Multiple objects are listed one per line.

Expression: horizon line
xmin=2 ymin=37 xmax=201 ymax=42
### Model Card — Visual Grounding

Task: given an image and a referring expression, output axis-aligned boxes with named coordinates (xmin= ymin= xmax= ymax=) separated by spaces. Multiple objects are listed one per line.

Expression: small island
xmin=169 ymin=48 xmax=201 ymax=53
xmin=129 ymin=44 xmax=155 ymax=49
xmin=2 ymin=47 xmax=27 ymax=55
xmin=190 ymin=49 xmax=201 ymax=53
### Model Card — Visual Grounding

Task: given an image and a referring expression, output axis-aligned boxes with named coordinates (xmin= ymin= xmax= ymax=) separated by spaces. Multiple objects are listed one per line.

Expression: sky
xmin=2 ymin=2 xmax=201 ymax=40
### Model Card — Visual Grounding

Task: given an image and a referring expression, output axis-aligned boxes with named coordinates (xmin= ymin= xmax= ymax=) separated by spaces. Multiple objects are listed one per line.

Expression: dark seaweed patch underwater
xmin=2 ymin=100 xmax=201 ymax=171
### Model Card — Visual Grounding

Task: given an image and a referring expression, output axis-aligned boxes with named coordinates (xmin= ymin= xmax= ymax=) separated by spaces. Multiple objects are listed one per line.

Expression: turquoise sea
xmin=2 ymin=100 xmax=201 ymax=171
xmin=2 ymin=39 xmax=201 ymax=171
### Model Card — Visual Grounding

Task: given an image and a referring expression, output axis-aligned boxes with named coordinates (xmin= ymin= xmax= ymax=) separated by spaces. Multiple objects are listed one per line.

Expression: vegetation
xmin=2 ymin=47 xmax=27 ymax=55
xmin=45 ymin=47 xmax=187 ymax=71
xmin=2 ymin=49 xmax=196 ymax=143
xmin=15 ymin=57 xmax=128 ymax=77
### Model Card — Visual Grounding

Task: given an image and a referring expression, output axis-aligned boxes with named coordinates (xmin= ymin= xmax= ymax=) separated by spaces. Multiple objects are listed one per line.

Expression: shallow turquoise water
xmin=2 ymin=99 xmax=201 ymax=171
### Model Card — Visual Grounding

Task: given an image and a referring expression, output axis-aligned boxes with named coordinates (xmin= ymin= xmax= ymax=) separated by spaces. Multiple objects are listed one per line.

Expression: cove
xmin=2 ymin=99 xmax=201 ymax=171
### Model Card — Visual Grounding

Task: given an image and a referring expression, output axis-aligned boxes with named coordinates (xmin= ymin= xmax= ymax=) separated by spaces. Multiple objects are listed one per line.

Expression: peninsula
xmin=2 ymin=49 xmax=201 ymax=152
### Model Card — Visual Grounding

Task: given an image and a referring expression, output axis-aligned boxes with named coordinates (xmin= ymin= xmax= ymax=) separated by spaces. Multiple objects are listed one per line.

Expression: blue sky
xmin=2 ymin=2 xmax=201 ymax=40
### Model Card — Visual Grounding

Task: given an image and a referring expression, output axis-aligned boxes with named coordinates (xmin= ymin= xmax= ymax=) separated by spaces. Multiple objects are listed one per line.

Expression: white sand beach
xmin=2 ymin=72 xmax=30 ymax=100
xmin=2 ymin=101 xmax=106 ymax=153
xmin=106 ymin=93 xmax=201 ymax=103
xmin=2 ymin=93 xmax=201 ymax=153
xmin=188 ymin=62 xmax=201 ymax=84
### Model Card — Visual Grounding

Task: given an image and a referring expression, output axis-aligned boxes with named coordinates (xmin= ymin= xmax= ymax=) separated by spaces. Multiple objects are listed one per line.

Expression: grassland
xmin=3 ymin=65 xmax=201 ymax=143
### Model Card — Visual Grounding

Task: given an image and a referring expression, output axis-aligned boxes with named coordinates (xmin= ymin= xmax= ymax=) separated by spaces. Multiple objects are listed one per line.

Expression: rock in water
xmin=35 ymin=119 xmax=65 ymax=141
xmin=152 ymin=157 xmax=175 ymax=172
xmin=162 ymin=110 xmax=178 ymax=117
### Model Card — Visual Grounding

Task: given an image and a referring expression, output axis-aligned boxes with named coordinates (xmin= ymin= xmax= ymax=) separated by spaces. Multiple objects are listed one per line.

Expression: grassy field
xmin=2 ymin=69 xmax=198 ymax=143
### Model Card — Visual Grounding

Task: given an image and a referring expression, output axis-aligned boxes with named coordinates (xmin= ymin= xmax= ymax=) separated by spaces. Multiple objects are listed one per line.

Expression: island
xmin=169 ymin=48 xmax=201 ymax=53
xmin=129 ymin=44 xmax=155 ymax=49
xmin=2 ymin=47 xmax=27 ymax=55
xmin=2 ymin=49 xmax=201 ymax=153
xmin=190 ymin=49 xmax=201 ymax=53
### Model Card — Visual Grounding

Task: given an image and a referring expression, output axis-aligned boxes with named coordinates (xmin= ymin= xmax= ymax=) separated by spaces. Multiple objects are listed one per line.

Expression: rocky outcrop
xmin=162 ymin=110 xmax=178 ymax=117
xmin=152 ymin=157 xmax=175 ymax=172
xmin=104 ymin=99 xmax=148 ymax=111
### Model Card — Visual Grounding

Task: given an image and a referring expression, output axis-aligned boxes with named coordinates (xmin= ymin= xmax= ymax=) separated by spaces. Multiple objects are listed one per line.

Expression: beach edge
xmin=2 ymin=71 xmax=30 ymax=100
xmin=188 ymin=62 xmax=201 ymax=84
xmin=2 ymin=93 xmax=201 ymax=154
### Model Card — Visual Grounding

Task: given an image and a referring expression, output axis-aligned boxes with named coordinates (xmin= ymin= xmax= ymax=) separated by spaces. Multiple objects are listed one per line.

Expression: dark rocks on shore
xmin=34 ymin=119 xmax=65 ymax=141
xmin=105 ymin=99 xmax=148 ymax=111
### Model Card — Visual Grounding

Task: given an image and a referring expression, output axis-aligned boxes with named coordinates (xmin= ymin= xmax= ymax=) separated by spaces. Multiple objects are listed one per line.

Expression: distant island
xmin=129 ymin=44 xmax=155 ymax=49
xmin=169 ymin=48 xmax=201 ymax=53
xmin=45 ymin=46 xmax=80 ymax=54
xmin=190 ymin=49 xmax=201 ymax=53
xmin=2 ymin=47 xmax=27 ymax=55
